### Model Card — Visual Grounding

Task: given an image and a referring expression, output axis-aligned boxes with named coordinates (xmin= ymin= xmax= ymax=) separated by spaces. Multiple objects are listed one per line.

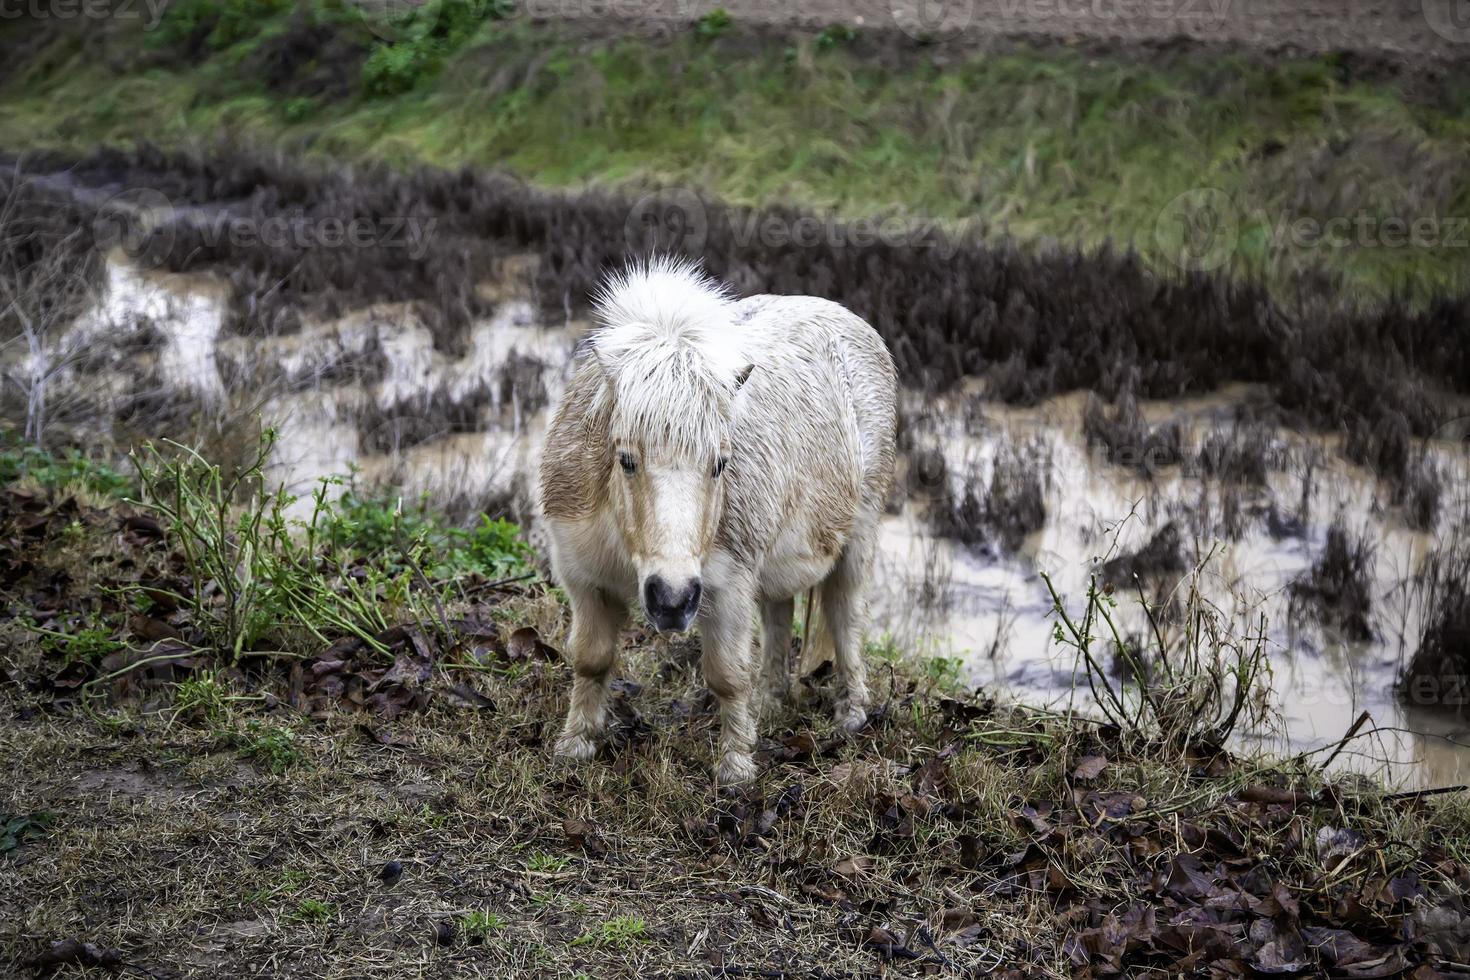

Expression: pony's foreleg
xmin=821 ymin=526 xmax=875 ymax=733
xmin=757 ymin=597 xmax=794 ymax=714
xmin=554 ymin=583 xmax=625 ymax=762
xmin=700 ymin=577 xmax=759 ymax=784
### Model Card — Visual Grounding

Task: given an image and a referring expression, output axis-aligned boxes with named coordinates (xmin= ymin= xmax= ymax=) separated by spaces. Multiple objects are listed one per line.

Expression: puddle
xmin=29 ymin=256 xmax=1470 ymax=788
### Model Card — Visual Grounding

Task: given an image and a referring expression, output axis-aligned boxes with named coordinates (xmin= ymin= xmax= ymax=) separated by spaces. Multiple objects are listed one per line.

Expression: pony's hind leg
xmin=700 ymin=577 xmax=759 ymax=785
xmin=757 ymin=597 xmax=795 ymax=714
xmin=820 ymin=527 xmax=875 ymax=733
xmin=554 ymin=583 xmax=625 ymax=762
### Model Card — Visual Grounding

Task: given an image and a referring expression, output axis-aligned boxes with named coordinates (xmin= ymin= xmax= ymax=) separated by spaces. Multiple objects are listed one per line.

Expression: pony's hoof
xmin=761 ymin=680 xmax=792 ymax=705
xmin=718 ymin=753 xmax=758 ymax=785
xmin=837 ymin=704 xmax=868 ymax=733
xmin=554 ymin=732 xmax=597 ymax=762
xmin=756 ymin=684 xmax=791 ymax=719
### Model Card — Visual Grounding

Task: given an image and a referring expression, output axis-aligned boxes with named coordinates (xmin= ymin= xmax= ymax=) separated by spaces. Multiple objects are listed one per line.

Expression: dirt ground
xmin=542 ymin=0 xmax=1470 ymax=62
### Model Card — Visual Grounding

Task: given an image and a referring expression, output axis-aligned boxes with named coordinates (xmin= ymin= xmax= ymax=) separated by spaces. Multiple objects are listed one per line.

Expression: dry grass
xmin=2 ymin=465 xmax=1469 ymax=977
xmin=5 ymin=585 xmax=1470 ymax=977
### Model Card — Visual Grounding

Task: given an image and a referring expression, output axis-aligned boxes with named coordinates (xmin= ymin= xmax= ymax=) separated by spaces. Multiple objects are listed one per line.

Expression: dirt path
xmin=538 ymin=0 xmax=1469 ymax=62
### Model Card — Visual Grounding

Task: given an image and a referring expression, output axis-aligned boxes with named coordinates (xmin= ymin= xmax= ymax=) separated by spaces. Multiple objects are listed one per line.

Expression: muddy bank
xmin=5 ymin=146 xmax=1468 ymax=496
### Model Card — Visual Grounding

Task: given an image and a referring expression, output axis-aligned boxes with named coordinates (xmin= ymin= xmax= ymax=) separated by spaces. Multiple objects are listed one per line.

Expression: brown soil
xmin=543 ymin=0 xmax=1469 ymax=64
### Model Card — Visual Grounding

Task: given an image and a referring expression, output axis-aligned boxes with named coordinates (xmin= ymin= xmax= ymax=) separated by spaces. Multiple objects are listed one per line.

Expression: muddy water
xmin=36 ymin=256 xmax=1470 ymax=787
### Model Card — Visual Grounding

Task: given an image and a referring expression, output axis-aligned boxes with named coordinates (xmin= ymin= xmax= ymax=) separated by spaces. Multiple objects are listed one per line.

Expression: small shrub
xmin=281 ymin=96 xmax=316 ymax=122
xmin=131 ymin=435 xmax=286 ymax=660
xmin=694 ymin=8 xmax=732 ymax=40
xmin=1044 ymin=548 xmax=1276 ymax=750
xmin=38 ymin=625 xmax=123 ymax=665
xmin=172 ymin=671 xmax=233 ymax=724
xmin=361 ymin=41 xmax=440 ymax=97
xmin=357 ymin=0 xmax=509 ymax=97
xmin=151 ymin=0 xmax=289 ymax=55
xmin=815 ymin=24 xmax=856 ymax=52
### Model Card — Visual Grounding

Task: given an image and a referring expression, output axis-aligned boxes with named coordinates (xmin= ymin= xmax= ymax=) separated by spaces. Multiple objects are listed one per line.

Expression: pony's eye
xmin=712 ymin=456 xmax=728 ymax=479
xmin=618 ymin=451 xmax=637 ymax=474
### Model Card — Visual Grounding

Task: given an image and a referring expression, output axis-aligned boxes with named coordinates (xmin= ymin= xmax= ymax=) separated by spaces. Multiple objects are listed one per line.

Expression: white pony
xmin=539 ymin=258 xmax=897 ymax=783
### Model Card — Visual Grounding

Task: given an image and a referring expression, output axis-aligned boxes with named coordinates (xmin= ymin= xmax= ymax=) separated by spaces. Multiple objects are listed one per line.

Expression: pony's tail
xmin=797 ymin=587 xmax=836 ymax=677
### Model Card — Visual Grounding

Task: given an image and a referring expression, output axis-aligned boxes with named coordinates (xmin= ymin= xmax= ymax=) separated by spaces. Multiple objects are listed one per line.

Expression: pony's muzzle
xmin=643 ymin=575 xmax=702 ymax=632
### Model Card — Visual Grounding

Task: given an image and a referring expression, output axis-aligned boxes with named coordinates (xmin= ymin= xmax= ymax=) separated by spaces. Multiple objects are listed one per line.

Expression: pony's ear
xmin=732 ymin=363 xmax=755 ymax=392
xmin=589 ymin=341 xmax=616 ymax=381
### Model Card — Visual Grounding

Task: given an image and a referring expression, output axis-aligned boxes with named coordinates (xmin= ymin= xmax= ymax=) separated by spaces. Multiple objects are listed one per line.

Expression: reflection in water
xmin=36 ymin=257 xmax=1470 ymax=788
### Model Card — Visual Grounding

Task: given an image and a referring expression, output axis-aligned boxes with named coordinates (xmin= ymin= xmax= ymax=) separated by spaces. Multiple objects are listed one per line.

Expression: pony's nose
xmin=643 ymin=575 xmax=702 ymax=632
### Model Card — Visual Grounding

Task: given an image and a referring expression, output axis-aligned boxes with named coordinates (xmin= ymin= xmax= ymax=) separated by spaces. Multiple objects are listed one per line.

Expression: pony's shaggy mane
xmin=590 ymin=257 xmax=747 ymax=459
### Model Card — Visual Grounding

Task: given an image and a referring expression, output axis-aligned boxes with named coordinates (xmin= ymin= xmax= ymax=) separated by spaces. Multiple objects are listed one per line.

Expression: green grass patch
xmin=0 ymin=443 xmax=134 ymax=498
xmin=1 ymin=18 xmax=1467 ymax=301
xmin=230 ymin=719 xmax=301 ymax=772
xmin=323 ymin=482 xmax=533 ymax=580
xmin=570 ymin=915 xmax=648 ymax=949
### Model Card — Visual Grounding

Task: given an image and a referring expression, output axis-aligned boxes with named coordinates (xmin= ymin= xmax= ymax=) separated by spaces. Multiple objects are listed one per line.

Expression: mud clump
xmin=1290 ymin=520 xmax=1376 ymax=642
xmin=1397 ymin=460 xmax=1443 ymax=532
xmin=984 ymin=443 xmax=1050 ymax=552
xmin=1400 ymin=540 xmax=1470 ymax=712
xmin=1083 ymin=393 xmax=1182 ymax=475
xmin=1100 ymin=523 xmax=1186 ymax=588
xmin=1197 ymin=419 xmax=1280 ymax=485
xmin=929 ymin=442 xmax=1050 ymax=553
xmin=356 ymin=397 xmax=483 ymax=455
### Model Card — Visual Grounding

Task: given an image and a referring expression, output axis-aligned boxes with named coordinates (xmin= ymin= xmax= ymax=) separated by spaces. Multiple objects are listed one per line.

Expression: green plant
xmin=1042 ymin=547 xmax=1276 ymax=751
xmin=130 ymin=434 xmax=283 ymax=661
xmin=923 ymin=655 xmax=965 ymax=690
xmin=35 ymin=625 xmax=123 ymax=665
xmin=172 ymin=671 xmax=237 ymax=725
xmin=323 ymin=484 xmax=532 ymax=580
xmin=463 ymin=909 xmax=506 ymax=939
xmin=570 ymin=915 xmax=647 ymax=949
xmin=362 ymin=40 xmax=441 ymax=97
xmin=357 ymin=0 xmax=508 ymax=99
xmin=0 ymin=444 xmax=133 ymax=497
xmin=525 ymin=852 xmax=569 ymax=873
xmin=150 ymin=0 xmax=289 ymax=52
xmin=814 ymin=24 xmax=855 ymax=52
xmin=128 ymin=434 xmax=436 ymax=663
xmin=282 ymin=97 xmax=316 ymax=122
xmin=1 ymin=812 xmax=53 ymax=854
xmin=694 ymin=8 xmax=732 ymax=40
xmin=232 ymin=720 xmax=300 ymax=773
